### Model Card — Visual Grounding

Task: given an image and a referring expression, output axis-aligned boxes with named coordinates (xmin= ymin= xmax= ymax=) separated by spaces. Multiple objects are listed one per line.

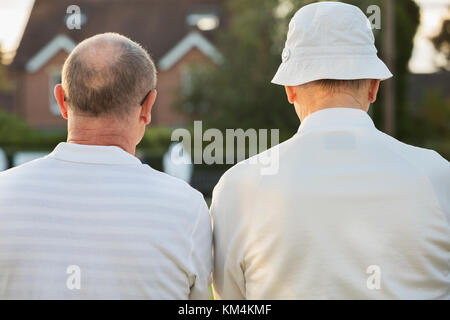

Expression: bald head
xmin=62 ymin=33 xmax=157 ymax=117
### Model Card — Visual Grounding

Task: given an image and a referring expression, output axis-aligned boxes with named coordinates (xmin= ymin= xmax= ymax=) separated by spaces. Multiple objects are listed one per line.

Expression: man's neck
xmin=298 ymin=92 xmax=368 ymax=122
xmin=67 ymin=116 xmax=136 ymax=155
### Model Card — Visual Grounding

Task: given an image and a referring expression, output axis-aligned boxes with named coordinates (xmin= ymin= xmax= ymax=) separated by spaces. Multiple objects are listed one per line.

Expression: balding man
xmin=211 ymin=2 xmax=450 ymax=299
xmin=0 ymin=33 xmax=212 ymax=299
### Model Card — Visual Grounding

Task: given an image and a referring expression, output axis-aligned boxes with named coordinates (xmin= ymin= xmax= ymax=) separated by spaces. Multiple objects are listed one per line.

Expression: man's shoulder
xmin=0 ymin=156 xmax=50 ymax=180
xmin=375 ymin=130 xmax=450 ymax=190
xmin=375 ymin=130 xmax=449 ymax=172
xmin=140 ymin=165 xmax=205 ymax=205
xmin=143 ymin=168 xmax=208 ymax=225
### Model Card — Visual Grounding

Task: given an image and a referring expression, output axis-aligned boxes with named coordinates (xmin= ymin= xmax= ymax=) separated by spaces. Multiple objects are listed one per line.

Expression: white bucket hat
xmin=272 ymin=2 xmax=393 ymax=86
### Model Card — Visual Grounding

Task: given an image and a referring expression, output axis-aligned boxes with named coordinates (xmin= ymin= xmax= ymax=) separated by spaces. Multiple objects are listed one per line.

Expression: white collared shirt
xmin=211 ymin=108 xmax=450 ymax=300
xmin=0 ymin=143 xmax=212 ymax=299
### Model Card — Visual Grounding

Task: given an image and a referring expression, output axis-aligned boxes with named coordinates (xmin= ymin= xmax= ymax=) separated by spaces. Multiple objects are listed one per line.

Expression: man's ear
xmin=285 ymin=86 xmax=297 ymax=104
xmin=368 ymin=79 xmax=380 ymax=103
xmin=54 ymin=84 xmax=68 ymax=119
xmin=140 ymin=90 xmax=157 ymax=125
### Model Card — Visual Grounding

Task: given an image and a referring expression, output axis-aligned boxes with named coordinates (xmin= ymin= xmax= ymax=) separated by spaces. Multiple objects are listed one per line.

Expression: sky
xmin=0 ymin=0 xmax=449 ymax=73
xmin=410 ymin=0 xmax=450 ymax=72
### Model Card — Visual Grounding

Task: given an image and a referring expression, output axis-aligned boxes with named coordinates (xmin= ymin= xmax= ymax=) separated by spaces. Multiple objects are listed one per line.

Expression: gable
xmin=158 ymin=31 xmax=223 ymax=71
xmin=25 ymin=34 xmax=76 ymax=73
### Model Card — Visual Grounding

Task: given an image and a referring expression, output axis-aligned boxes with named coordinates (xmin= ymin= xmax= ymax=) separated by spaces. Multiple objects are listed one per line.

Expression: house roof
xmin=11 ymin=0 xmax=226 ymax=71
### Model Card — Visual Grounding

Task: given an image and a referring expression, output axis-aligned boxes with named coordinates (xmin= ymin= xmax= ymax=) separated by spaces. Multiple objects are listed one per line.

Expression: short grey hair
xmin=62 ymin=33 xmax=157 ymax=117
xmin=306 ymin=79 xmax=370 ymax=92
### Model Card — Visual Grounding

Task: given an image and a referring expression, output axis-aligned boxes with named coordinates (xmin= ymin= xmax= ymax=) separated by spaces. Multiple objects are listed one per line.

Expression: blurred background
xmin=0 ymin=0 xmax=449 ymax=197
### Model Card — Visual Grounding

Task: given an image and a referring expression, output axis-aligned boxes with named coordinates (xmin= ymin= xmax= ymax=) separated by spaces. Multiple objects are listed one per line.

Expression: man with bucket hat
xmin=211 ymin=2 xmax=450 ymax=299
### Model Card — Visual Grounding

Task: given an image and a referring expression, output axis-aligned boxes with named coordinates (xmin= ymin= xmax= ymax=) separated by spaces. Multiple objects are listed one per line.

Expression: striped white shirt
xmin=0 ymin=142 xmax=212 ymax=299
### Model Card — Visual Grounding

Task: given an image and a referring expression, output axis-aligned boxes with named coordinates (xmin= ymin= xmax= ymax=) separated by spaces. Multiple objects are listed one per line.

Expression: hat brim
xmin=271 ymin=55 xmax=393 ymax=86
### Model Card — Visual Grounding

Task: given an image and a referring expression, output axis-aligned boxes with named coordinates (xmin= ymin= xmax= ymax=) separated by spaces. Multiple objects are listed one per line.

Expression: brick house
xmin=9 ymin=0 xmax=225 ymax=129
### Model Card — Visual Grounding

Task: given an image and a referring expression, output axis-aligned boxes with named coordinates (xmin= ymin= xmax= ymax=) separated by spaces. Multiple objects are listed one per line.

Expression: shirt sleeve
xmin=210 ymin=176 xmax=246 ymax=300
xmin=428 ymin=151 xmax=450 ymax=223
xmin=188 ymin=197 xmax=213 ymax=300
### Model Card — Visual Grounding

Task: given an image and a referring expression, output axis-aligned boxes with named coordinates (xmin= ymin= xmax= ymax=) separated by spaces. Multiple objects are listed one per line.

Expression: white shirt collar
xmin=48 ymin=142 xmax=142 ymax=165
xmin=298 ymin=107 xmax=376 ymax=134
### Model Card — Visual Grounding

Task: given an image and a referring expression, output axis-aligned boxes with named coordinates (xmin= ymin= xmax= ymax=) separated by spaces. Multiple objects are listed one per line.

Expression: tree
xmin=181 ymin=0 xmax=305 ymax=139
xmin=0 ymin=44 xmax=14 ymax=93
xmin=431 ymin=17 xmax=450 ymax=71
xmin=181 ymin=0 xmax=419 ymax=141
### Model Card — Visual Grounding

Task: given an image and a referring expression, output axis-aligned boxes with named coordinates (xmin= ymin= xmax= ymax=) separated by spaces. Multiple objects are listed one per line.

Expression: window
xmin=186 ymin=10 xmax=220 ymax=31
xmin=49 ymin=68 xmax=62 ymax=115
xmin=181 ymin=68 xmax=194 ymax=113
xmin=181 ymin=66 xmax=211 ymax=114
